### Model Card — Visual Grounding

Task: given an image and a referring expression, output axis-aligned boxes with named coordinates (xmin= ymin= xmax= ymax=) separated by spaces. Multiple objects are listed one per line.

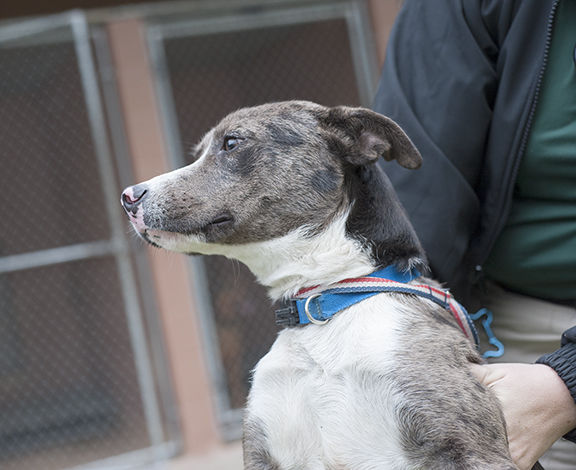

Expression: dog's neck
xmin=234 ymin=211 xmax=377 ymax=299
xmin=212 ymin=209 xmax=421 ymax=301
xmin=344 ymin=164 xmax=426 ymax=273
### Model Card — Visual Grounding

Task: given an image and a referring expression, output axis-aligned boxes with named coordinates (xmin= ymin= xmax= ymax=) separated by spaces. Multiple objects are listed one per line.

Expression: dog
xmin=121 ymin=101 xmax=518 ymax=469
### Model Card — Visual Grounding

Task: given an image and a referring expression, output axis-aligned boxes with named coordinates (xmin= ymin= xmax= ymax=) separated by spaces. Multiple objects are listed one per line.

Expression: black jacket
xmin=373 ymin=0 xmax=576 ymax=441
xmin=373 ymin=0 xmax=557 ymax=301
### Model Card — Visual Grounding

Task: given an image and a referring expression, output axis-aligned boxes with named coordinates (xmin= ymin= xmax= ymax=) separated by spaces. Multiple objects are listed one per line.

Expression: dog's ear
xmin=320 ymin=106 xmax=422 ymax=169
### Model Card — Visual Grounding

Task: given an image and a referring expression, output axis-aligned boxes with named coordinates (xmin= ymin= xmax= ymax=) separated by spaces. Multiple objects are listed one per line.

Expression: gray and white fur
xmin=121 ymin=101 xmax=516 ymax=469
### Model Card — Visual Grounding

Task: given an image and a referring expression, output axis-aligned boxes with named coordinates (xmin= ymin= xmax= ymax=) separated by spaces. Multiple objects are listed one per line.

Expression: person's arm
xmin=536 ymin=325 xmax=576 ymax=441
xmin=470 ymin=327 xmax=576 ymax=470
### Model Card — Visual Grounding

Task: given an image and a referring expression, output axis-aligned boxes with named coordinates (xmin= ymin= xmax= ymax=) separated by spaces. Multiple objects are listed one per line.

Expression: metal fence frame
xmin=146 ymin=0 xmax=379 ymax=440
xmin=0 ymin=11 xmax=179 ymax=469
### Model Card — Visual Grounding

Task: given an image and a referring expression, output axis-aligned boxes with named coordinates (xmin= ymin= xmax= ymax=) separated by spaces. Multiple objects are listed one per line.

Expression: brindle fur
xmin=121 ymin=101 xmax=518 ymax=469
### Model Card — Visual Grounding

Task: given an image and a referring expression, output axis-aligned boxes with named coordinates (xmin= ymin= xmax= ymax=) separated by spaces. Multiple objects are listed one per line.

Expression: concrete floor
xmin=166 ymin=442 xmax=243 ymax=470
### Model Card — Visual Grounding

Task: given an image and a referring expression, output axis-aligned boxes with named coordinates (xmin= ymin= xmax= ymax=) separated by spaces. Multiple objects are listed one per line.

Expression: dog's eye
xmin=222 ymin=136 xmax=243 ymax=152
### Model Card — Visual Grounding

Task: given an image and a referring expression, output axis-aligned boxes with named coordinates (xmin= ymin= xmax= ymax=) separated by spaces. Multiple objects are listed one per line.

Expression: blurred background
xmin=0 ymin=0 xmax=401 ymax=468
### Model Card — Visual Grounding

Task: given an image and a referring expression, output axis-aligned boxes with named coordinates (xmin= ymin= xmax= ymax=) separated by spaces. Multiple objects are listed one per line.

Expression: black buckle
xmin=275 ymin=301 xmax=299 ymax=327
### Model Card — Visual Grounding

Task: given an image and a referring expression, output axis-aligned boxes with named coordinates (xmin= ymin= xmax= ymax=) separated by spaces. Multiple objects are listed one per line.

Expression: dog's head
xmin=121 ymin=101 xmax=424 ymax=280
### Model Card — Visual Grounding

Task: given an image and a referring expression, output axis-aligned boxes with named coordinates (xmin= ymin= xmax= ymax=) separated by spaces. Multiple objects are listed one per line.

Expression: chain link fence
xmin=0 ymin=16 xmax=176 ymax=470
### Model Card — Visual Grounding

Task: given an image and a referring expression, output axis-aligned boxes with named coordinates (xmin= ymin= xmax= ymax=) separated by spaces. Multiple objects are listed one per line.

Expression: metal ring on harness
xmin=304 ymin=294 xmax=328 ymax=325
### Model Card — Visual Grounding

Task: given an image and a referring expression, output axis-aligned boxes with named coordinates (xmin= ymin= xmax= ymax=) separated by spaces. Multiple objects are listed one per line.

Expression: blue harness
xmin=275 ymin=265 xmax=504 ymax=359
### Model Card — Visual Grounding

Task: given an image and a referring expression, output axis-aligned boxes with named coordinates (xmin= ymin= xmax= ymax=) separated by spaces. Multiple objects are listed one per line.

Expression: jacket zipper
xmin=472 ymin=0 xmax=561 ymax=282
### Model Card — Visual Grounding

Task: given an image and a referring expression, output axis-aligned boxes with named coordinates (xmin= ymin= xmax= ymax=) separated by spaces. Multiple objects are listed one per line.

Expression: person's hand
xmin=470 ymin=363 xmax=576 ymax=470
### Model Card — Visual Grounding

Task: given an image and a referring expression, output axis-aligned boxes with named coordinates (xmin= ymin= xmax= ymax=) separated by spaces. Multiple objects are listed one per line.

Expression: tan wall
xmin=369 ymin=0 xmax=403 ymax=66
xmin=107 ymin=18 xmax=219 ymax=456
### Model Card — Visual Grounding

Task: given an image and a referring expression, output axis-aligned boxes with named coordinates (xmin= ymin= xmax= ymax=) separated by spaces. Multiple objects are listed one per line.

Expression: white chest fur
xmin=246 ymin=294 xmax=412 ymax=470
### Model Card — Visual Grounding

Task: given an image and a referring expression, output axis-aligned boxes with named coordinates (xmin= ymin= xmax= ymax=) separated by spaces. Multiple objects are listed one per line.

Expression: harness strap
xmin=275 ymin=266 xmax=480 ymax=347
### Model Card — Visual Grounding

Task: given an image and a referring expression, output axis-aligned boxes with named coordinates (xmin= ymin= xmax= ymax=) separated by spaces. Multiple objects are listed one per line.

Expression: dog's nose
xmin=121 ymin=184 xmax=148 ymax=214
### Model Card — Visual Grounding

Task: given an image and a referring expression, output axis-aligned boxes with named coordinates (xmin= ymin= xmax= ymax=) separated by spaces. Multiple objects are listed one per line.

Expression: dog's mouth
xmin=185 ymin=212 xmax=235 ymax=235
xmin=133 ymin=211 xmax=236 ymax=251
xmin=134 ymin=211 xmax=235 ymax=235
xmin=206 ymin=213 xmax=234 ymax=229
